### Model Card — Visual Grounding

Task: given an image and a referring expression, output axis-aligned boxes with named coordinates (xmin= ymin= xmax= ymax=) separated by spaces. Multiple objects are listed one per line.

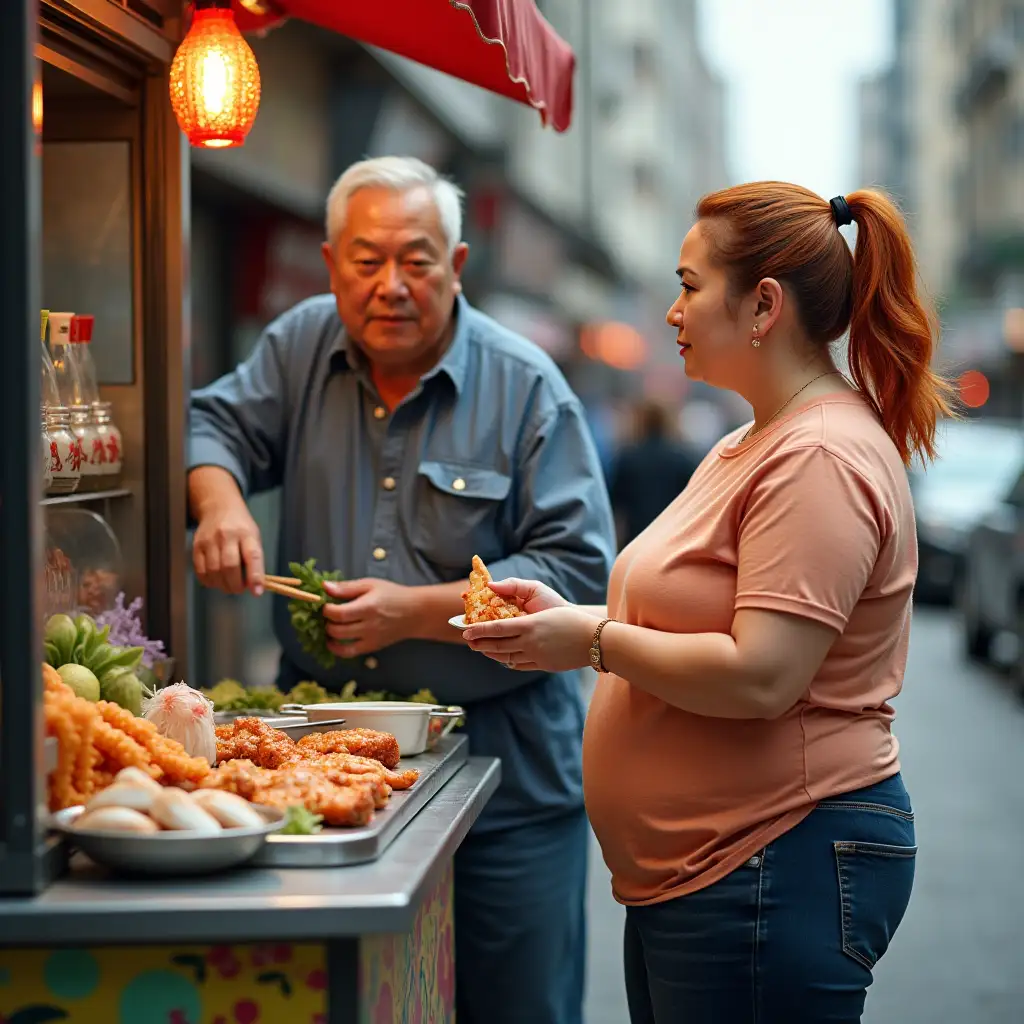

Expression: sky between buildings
xmin=699 ymin=0 xmax=894 ymax=198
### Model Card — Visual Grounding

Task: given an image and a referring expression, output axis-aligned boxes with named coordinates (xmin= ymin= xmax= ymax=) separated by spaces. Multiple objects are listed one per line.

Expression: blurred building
xmin=952 ymin=0 xmax=1024 ymax=304
xmin=857 ymin=0 xmax=964 ymax=302
xmin=858 ymin=0 xmax=1024 ymax=419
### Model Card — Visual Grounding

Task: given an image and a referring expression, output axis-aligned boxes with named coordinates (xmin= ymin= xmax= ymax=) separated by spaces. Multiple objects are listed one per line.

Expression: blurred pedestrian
xmin=463 ymin=182 xmax=954 ymax=1023
xmin=608 ymin=399 xmax=700 ymax=547
xmin=188 ymin=156 xmax=615 ymax=1024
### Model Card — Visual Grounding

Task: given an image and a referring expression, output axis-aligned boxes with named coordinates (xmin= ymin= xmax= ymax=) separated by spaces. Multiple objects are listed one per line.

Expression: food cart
xmin=0 ymin=2 xmax=574 ymax=1020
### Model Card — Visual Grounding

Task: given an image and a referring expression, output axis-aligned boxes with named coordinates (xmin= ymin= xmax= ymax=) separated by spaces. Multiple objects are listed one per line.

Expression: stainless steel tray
xmin=252 ymin=733 xmax=469 ymax=868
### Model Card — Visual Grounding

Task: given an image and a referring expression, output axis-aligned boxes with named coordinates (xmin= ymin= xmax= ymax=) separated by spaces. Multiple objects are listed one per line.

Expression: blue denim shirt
xmin=188 ymin=294 xmax=615 ymax=829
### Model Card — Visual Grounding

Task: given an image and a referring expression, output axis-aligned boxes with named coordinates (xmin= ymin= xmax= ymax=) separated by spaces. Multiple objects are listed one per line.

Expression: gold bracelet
xmin=589 ymin=618 xmax=612 ymax=674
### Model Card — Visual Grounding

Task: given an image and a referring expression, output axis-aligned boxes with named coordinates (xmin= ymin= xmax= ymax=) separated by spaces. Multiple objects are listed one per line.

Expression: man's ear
xmin=451 ymin=242 xmax=470 ymax=291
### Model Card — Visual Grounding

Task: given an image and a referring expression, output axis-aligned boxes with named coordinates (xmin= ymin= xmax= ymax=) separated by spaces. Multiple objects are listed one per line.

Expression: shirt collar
xmin=328 ymin=293 xmax=470 ymax=396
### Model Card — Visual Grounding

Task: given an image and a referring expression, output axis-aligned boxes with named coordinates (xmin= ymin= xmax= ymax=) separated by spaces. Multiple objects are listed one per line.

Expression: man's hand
xmin=190 ymin=467 xmax=265 ymax=595
xmin=322 ymin=579 xmax=418 ymax=658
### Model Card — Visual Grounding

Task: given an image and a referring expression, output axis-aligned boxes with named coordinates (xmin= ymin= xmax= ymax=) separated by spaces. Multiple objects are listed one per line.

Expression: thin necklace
xmin=741 ymin=371 xmax=840 ymax=443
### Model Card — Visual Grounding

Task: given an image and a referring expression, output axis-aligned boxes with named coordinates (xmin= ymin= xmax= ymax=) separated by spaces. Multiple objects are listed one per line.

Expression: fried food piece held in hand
xmin=462 ymin=555 xmax=524 ymax=625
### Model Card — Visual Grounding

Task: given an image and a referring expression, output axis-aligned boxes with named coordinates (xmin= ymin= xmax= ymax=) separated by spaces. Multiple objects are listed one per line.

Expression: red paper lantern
xmin=169 ymin=0 xmax=261 ymax=149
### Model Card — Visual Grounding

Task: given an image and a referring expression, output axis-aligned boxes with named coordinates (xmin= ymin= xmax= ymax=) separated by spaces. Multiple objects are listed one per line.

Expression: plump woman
xmin=464 ymin=182 xmax=952 ymax=1023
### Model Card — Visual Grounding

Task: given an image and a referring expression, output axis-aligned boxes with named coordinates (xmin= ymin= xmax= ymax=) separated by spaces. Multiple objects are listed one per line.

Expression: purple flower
xmin=96 ymin=591 xmax=166 ymax=668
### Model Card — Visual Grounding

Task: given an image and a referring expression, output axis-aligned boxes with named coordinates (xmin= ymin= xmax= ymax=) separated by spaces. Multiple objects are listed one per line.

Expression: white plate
xmin=448 ymin=614 xmax=469 ymax=630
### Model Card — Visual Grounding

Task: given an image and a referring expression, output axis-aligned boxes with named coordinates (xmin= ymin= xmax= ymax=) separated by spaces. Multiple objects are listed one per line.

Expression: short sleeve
xmin=734 ymin=445 xmax=883 ymax=630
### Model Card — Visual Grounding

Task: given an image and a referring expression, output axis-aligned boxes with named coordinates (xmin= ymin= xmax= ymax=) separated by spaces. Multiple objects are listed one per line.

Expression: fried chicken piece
xmin=280 ymin=753 xmax=392 ymax=808
xmin=292 ymin=750 xmax=418 ymax=791
xmin=463 ymin=555 xmax=524 ymax=624
xmin=215 ymin=717 xmax=297 ymax=769
xmin=252 ymin=767 xmax=376 ymax=828
xmin=201 ymin=759 xmax=377 ymax=827
xmin=296 ymin=727 xmax=402 ymax=769
xmin=200 ymin=759 xmax=269 ymax=800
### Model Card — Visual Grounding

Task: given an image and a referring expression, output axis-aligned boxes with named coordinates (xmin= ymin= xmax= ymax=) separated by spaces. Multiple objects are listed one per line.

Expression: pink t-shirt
xmin=583 ymin=393 xmax=917 ymax=905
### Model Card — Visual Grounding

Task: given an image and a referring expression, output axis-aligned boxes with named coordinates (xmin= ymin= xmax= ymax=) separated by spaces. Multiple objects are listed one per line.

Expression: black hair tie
xmin=829 ymin=195 xmax=853 ymax=228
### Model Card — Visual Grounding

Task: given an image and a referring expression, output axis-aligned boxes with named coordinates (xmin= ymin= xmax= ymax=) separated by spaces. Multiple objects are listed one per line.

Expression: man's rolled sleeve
xmin=487 ymin=400 xmax=615 ymax=606
xmin=188 ymin=319 xmax=291 ymax=497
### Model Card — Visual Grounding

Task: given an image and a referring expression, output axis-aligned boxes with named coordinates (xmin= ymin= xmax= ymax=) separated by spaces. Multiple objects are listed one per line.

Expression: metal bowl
xmin=50 ymin=804 xmax=286 ymax=877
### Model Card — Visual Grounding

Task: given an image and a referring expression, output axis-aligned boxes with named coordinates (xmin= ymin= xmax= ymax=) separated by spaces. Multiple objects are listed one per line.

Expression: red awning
xmin=233 ymin=0 xmax=575 ymax=132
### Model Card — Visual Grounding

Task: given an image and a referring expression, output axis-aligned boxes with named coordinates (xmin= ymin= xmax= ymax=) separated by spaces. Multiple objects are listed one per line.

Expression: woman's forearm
xmin=597 ymin=621 xmax=773 ymax=719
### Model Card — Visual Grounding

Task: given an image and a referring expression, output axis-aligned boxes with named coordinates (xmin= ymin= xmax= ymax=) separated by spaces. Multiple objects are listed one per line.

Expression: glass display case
xmin=0 ymin=0 xmax=188 ymax=896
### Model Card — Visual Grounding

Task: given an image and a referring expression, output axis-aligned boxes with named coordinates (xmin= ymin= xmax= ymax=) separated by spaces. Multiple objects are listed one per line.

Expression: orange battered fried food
xmin=280 ymin=753 xmax=392 ymax=809
xmin=216 ymin=717 xmax=297 ymax=769
xmin=290 ymin=750 xmax=418 ymax=791
xmin=202 ymin=759 xmax=377 ymax=827
xmin=295 ymin=727 xmax=402 ymax=769
xmin=253 ymin=767 xmax=376 ymax=828
xmin=43 ymin=674 xmax=210 ymax=810
xmin=463 ymin=555 xmax=523 ymax=624
xmin=96 ymin=700 xmax=210 ymax=785
xmin=200 ymin=759 xmax=268 ymax=800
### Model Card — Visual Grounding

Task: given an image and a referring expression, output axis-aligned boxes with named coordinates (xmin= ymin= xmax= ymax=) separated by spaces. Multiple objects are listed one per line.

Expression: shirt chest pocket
xmin=411 ymin=460 xmax=512 ymax=572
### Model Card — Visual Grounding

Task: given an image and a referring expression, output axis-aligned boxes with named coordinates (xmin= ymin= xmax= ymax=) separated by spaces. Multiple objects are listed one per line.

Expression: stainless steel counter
xmin=0 ymin=756 xmax=499 ymax=945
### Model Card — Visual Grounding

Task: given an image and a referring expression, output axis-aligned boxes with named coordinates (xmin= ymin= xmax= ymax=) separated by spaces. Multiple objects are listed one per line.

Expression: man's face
xmin=321 ymin=185 xmax=469 ymax=372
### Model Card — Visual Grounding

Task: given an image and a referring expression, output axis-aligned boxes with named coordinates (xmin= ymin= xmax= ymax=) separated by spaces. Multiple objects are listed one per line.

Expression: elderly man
xmin=188 ymin=156 xmax=615 ymax=1024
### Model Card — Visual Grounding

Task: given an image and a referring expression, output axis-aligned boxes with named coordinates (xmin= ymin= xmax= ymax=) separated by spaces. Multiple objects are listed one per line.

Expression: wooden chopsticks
xmin=262 ymin=575 xmax=320 ymax=603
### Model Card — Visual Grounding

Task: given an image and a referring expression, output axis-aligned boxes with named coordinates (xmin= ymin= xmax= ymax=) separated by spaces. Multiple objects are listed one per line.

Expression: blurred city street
xmin=584 ymin=607 xmax=1024 ymax=1024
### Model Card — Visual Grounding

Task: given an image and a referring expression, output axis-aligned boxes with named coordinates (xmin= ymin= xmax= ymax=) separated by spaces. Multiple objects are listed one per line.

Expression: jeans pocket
xmin=835 ymin=841 xmax=917 ymax=970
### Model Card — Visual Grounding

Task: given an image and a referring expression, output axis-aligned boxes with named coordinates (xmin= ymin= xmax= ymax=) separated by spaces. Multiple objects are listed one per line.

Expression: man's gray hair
xmin=325 ymin=156 xmax=465 ymax=254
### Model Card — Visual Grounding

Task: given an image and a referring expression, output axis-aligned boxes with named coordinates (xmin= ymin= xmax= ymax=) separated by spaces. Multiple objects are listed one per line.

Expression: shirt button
xmin=382 ymin=476 xmax=396 ymax=491
xmin=373 ymin=406 xmax=387 ymax=420
xmin=372 ymin=547 xmax=387 ymax=561
xmin=452 ymin=477 xmax=466 ymax=492
xmin=365 ymin=656 xmax=379 ymax=670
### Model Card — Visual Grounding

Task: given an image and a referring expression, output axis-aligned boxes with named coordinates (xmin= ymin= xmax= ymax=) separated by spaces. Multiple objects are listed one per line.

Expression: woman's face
xmin=666 ymin=221 xmax=753 ymax=388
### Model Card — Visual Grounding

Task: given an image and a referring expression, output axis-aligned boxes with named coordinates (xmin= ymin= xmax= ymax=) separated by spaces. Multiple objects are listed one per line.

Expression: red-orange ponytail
xmin=845 ymin=189 xmax=955 ymax=464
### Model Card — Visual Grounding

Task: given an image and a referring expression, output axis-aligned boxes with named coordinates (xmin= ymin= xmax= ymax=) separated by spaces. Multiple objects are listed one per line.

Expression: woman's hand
xmin=464 ymin=605 xmax=600 ymax=673
xmin=486 ymin=577 xmax=569 ymax=614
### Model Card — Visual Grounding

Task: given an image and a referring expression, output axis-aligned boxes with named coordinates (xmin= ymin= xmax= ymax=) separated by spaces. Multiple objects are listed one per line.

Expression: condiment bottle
xmin=40 ymin=310 xmax=56 ymax=494
xmin=48 ymin=312 xmax=86 ymax=408
xmin=41 ymin=411 xmax=53 ymax=493
xmin=45 ymin=405 xmax=83 ymax=495
xmin=69 ymin=314 xmax=101 ymax=405
xmin=70 ymin=405 xmax=104 ymax=491
xmin=90 ymin=402 xmax=123 ymax=488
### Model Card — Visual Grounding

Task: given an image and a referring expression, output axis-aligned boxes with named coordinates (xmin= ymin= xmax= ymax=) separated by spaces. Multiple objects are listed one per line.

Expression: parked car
xmin=911 ymin=419 xmax=1024 ymax=604
xmin=961 ymin=463 xmax=1024 ymax=674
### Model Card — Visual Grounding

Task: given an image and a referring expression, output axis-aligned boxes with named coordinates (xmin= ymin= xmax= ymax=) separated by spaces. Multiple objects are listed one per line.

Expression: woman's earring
xmin=751 ymin=324 xmax=761 ymax=348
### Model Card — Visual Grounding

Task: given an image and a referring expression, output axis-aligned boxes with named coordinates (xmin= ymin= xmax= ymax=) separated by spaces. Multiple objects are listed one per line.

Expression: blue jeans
xmin=623 ymin=773 xmax=917 ymax=1024
xmin=454 ymin=807 xmax=589 ymax=1024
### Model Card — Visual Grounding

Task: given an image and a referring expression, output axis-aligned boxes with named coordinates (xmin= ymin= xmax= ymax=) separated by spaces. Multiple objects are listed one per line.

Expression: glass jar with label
xmin=90 ymin=401 xmax=123 ymax=487
xmin=70 ymin=405 xmax=105 ymax=491
xmin=45 ymin=405 xmax=83 ymax=496
xmin=41 ymin=412 xmax=53 ymax=493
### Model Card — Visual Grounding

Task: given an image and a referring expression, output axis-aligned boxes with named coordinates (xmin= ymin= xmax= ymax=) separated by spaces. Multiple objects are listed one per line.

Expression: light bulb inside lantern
xmin=199 ymin=49 xmax=230 ymax=117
